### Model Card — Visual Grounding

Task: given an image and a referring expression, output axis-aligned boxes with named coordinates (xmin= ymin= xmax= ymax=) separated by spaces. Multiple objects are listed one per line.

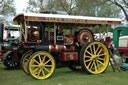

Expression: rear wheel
xmin=80 ymin=41 xmax=109 ymax=74
xmin=27 ymin=51 xmax=56 ymax=80
xmin=20 ymin=50 xmax=33 ymax=74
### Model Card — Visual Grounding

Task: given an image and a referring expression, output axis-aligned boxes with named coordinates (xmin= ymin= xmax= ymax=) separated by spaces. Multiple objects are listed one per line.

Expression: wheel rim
xmin=83 ymin=42 xmax=109 ymax=74
xmin=22 ymin=51 xmax=33 ymax=74
xmin=28 ymin=52 xmax=55 ymax=79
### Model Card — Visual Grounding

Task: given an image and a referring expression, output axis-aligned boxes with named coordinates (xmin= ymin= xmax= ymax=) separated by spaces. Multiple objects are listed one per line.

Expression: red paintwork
xmin=0 ymin=50 xmax=8 ymax=59
xmin=59 ymin=52 xmax=78 ymax=61
xmin=78 ymin=30 xmax=94 ymax=46
xmin=118 ymin=47 xmax=128 ymax=58
xmin=104 ymin=37 xmax=111 ymax=47
xmin=0 ymin=55 xmax=3 ymax=58
xmin=0 ymin=50 xmax=8 ymax=52
xmin=64 ymin=37 xmax=74 ymax=45
xmin=64 ymin=46 xmax=75 ymax=52
xmin=49 ymin=44 xmax=64 ymax=53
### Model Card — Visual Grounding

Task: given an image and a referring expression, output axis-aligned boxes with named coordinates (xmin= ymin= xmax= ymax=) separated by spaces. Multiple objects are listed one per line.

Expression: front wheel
xmin=27 ymin=51 xmax=56 ymax=80
xmin=80 ymin=41 xmax=109 ymax=74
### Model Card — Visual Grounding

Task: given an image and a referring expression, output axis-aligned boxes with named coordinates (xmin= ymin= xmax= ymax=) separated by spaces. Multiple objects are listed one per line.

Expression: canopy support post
xmin=54 ymin=24 xmax=57 ymax=45
xmin=24 ymin=21 xmax=27 ymax=42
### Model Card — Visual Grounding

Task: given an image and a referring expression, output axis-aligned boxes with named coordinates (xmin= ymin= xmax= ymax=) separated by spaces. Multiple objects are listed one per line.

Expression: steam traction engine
xmin=5 ymin=13 xmax=121 ymax=79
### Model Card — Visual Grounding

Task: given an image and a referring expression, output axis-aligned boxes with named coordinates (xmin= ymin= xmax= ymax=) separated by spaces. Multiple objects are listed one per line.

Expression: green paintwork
xmin=113 ymin=27 xmax=128 ymax=49
xmin=5 ymin=26 xmax=19 ymax=31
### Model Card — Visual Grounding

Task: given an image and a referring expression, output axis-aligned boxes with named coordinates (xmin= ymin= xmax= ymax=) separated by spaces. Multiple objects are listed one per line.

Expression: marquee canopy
xmin=13 ymin=13 xmax=121 ymax=25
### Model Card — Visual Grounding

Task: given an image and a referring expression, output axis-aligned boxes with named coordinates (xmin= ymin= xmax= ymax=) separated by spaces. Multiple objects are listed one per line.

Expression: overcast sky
xmin=14 ymin=0 xmax=29 ymax=14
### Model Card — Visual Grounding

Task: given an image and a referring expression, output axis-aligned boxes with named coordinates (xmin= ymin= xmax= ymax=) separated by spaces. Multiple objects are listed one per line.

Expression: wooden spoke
xmin=33 ymin=59 xmax=40 ymax=65
xmin=87 ymin=61 xmax=92 ymax=68
xmin=90 ymin=61 xmax=94 ymax=70
xmin=25 ymin=59 xmax=29 ymax=61
xmin=89 ymin=45 xmax=93 ymax=54
xmin=98 ymin=57 xmax=105 ymax=61
xmin=86 ymin=51 xmax=93 ymax=56
xmin=95 ymin=45 xmax=100 ymax=54
xmin=42 ymin=55 xmax=46 ymax=63
xmin=93 ymin=44 xmax=96 ymax=55
xmin=94 ymin=61 xmax=97 ymax=72
xmin=44 ymin=59 xmax=51 ymax=65
xmin=41 ymin=69 xmax=45 ymax=76
xmin=97 ymin=60 xmax=105 ymax=66
xmin=84 ymin=59 xmax=92 ymax=63
xmin=44 ymin=67 xmax=50 ymax=73
xmin=45 ymin=65 xmax=52 ymax=67
xmin=33 ymin=67 xmax=39 ymax=73
xmin=30 ymin=65 xmax=39 ymax=67
xmin=97 ymin=48 xmax=103 ymax=55
xmin=97 ymin=53 xmax=106 ymax=57
xmin=38 ymin=55 xmax=42 ymax=63
xmin=37 ymin=69 xmax=42 ymax=77
xmin=84 ymin=55 xmax=91 ymax=58
xmin=96 ymin=60 xmax=99 ymax=70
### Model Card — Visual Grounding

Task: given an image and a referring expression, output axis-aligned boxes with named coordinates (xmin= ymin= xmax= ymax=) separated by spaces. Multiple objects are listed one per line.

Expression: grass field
xmin=0 ymin=64 xmax=128 ymax=85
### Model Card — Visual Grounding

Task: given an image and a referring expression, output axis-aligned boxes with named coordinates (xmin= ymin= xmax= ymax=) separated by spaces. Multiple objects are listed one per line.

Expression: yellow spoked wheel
xmin=20 ymin=50 xmax=33 ymax=74
xmin=80 ymin=41 xmax=109 ymax=74
xmin=27 ymin=51 xmax=56 ymax=80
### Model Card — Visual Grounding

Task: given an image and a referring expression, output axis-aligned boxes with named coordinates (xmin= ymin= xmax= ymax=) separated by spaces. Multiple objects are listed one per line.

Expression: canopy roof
xmin=13 ymin=13 xmax=121 ymax=25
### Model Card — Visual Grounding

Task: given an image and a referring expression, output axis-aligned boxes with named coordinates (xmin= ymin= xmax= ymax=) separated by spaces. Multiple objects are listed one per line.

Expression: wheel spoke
xmin=97 ymin=53 xmax=106 ymax=57
xmin=38 ymin=55 xmax=42 ymax=63
xmin=95 ymin=45 xmax=100 ymax=54
xmin=94 ymin=61 xmax=97 ymax=72
xmin=89 ymin=45 xmax=93 ymax=54
xmin=41 ymin=69 xmax=45 ymax=76
xmin=96 ymin=60 xmax=99 ymax=70
xmin=37 ymin=69 xmax=42 ymax=77
xmin=84 ymin=59 xmax=92 ymax=63
xmin=30 ymin=65 xmax=39 ymax=67
xmin=84 ymin=55 xmax=91 ymax=58
xmin=93 ymin=44 xmax=96 ymax=55
xmin=97 ymin=60 xmax=105 ymax=66
xmin=44 ymin=67 xmax=50 ymax=73
xmin=87 ymin=60 xmax=92 ymax=68
xmin=25 ymin=59 xmax=29 ymax=61
xmin=90 ymin=61 xmax=94 ymax=70
xmin=42 ymin=55 xmax=46 ymax=63
xmin=45 ymin=65 xmax=52 ymax=67
xmin=98 ymin=57 xmax=105 ymax=61
xmin=33 ymin=59 xmax=40 ymax=65
xmin=44 ymin=59 xmax=51 ymax=65
xmin=86 ymin=51 xmax=93 ymax=56
xmin=97 ymin=48 xmax=103 ymax=55
xmin=33 ymin=67 xmax=39 ymax=73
